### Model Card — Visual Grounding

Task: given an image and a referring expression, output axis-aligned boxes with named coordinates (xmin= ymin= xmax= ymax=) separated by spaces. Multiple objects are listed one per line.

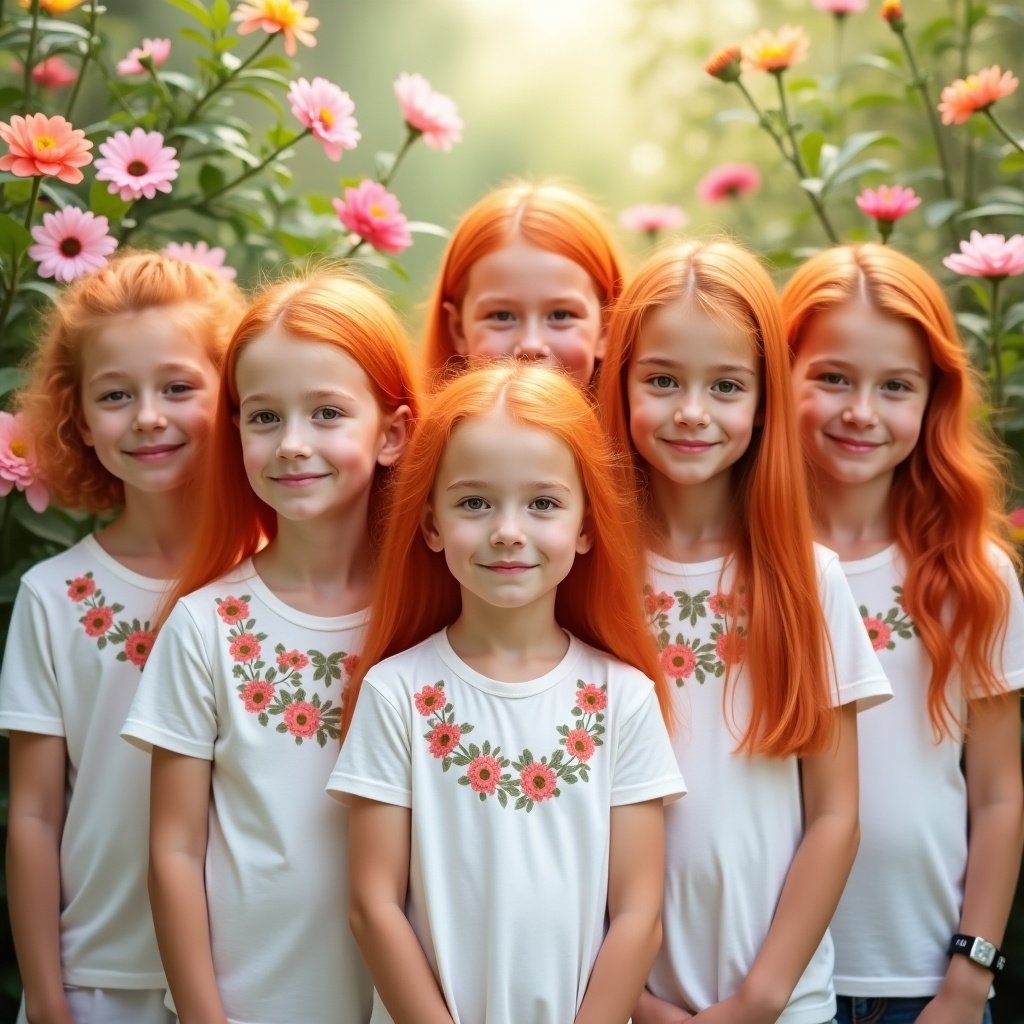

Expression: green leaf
xmin=3 ymin=179 xmax=36 ymax=205
xmin=179 ymin=26 xmax=215 ymax=51
xmin=956 ymin=203 xmax=1024 ymax=221
xmin=998 ymin=152 xmax=1024 ymax=174
xmin=406 ymin=221 xmax=450 ymax=239
xmin=199 ymin=163 xmax=227 ymax=196
xmin=850 ymin=93 xmax=904 ymax=111
xmin=956 ymin=312 xmax=990 ymax=341
xmin=211 ymin=0 xmax=232 ymax=30
xmin=924 ymin=198 xmax=964 ymax=229
xmin=799 ymin=131 xmax=825 ymax=178
xmin=166 ymin=0 xmax=214 ymax=29
xmin=88 ymin=180 xmax=132 ymax=222
xmin=14 ymin=503 xmax=80 ymax=547
xmin=0 ymin=214 xmax=32 ymax=268
xmin=713 ymin=108 xmax=758 ymax=127
xmin=917 ymin=15 xmax=957 ymax=48
xmin=0 ymin=366 xmax=28 ymax=397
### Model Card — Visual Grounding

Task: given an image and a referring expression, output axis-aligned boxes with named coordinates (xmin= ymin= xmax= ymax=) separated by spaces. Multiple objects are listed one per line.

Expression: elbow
xmin=348 ymin=898 xmax=377 ymax=949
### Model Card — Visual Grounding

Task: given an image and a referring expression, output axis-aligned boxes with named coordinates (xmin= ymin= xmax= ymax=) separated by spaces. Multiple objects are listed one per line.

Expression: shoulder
xmin=567 ymin=636 xmax=656 ymax=715
xmin=811 ymin=540 xmax=841 ymax=577
xmin=986 ymin=542 xmax=1022 ymax=584
xmin=362 ymin=634 xmax=440 ymax=692
xmin=17 ymin=537 xmax=98 ymax=597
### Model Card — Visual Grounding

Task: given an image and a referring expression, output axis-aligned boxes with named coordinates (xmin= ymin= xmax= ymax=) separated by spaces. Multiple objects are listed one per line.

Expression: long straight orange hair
xmin=598 ymin=239 xmax=834 ymax=758
xmin=421 ymin=180 xmax=624 ymax=388
xmin=782 ymin=243 xmax=1018 ymax=736
xmin=341 ymin=361 xmax=668 ymax=739
xmin=161 ymin=270 xmax=422 ymax=623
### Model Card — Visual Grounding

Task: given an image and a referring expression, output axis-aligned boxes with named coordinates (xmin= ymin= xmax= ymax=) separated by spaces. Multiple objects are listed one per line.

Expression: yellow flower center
xmin=264 ymin=0 xmax=301 ymax=27
xmin=318 ymin=106 xmax=334 ymax=126
xmin=9 ymin=439 xmax=27 ymax=458
xmin=34 ymin=135 xmax=57 ymax=153
xmin=369 ymin=203 xmax=386 ymax=218
xmin=759 ymin=44 xmax=787 ymax=60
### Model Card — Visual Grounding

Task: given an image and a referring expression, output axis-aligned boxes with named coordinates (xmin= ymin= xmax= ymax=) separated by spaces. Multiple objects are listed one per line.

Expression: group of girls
xmin=0 ymin=179 xmax=1021 ymax=1024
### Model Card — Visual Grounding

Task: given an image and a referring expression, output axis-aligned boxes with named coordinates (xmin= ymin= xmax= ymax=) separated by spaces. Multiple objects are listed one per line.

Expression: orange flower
xmin=0 ymin=113 xmax=92 ymax=184
xmin=880 ymin=0 xmax=904 ymax=25
xmin=705 ymin=45 xmax=743 ymax=82
xmin=232 ymin=0 xmax=319 ymax=57
xmin=938 ymin=65 xmax=1019 ymax=125
xmin=741 ymin=25 xmax=810 ymax=73
xmin=18 ymin=0 xmax=85 ymax=11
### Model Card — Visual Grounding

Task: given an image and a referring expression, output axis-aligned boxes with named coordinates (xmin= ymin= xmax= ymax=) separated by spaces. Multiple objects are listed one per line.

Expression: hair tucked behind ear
xmin=599 ymin=239 xmax=835 ymax=758
xmin=783 ymin=243 xmax=1018 ymax=736
xmin=341 ymin=361 xmax=667 ymax=740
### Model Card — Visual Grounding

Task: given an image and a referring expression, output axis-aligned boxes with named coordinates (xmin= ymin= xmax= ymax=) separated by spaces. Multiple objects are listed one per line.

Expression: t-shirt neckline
xmin=838 ymin=543 xmax=899 ymax=575
xmin=82 ymin=534 xmax=170 ymax=593
xmin=238 ymin=559 xmax=370 ymax=632
xmin=647 ymin=549 xmax=729 ymax=577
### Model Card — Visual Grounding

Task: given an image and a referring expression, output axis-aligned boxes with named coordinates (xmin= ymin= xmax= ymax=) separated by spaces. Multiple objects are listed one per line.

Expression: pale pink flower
xmin=943 ymin=231 xmax=1024 ymax=278
xmin=697 ymin=163 xmax=762 ymax=203
xmin=29 ymin=207 xmax=118 ymax=283
xmin=741 ymin=25 xmax=810 ymax=73
xmin=216 ymin=595 xmax=250 ymax=624
xmin=287 ymin=77 xmax=360 ymax=161
xmin=862 ymin=616 xmax=893 ymax=651
xmin=812 ymin=0 xmax=867 ymax=12
xmin=563 ymin=728 xmax=596 ymax=762
xmin=123 ymin=630 xmax=156 ymax=668
xmin=25 ymin=57 xmax=77 ymax=90
xmin=0 ymin=412 xmax=48 ymax=513
xmin=95 ymin=128 xmax=179 ymax=201
xmin=466 ymin=755 xmax=501 ymax=795
xmin=0 ymin=113 xmax=92 ymax=184
xmin=619 ymin=204 xmax=687 ymax=234
xmin=855 ymin=184 xmax=921 ymax=222
xmin=163 ymin=241 xmax=237 ymax=281
xmin=333 ymin=180 xmax=412 ymax=255
xmin=938 ymin=65 xmax=1019 ymax=125
xmin=240 ymin=680 xmax=275 ymax=714
xmin=427 ymin=722 xmax=461 ymax=759
xmin=284 ymin=700 xmax=319 ymax=738
xmin=116 ymin=38 xmax=171 ymax=76
xmin=233 ymin=0 xmax=318 ymax=57
xmin=393 ymin=72 xmax=463 ymax=150
xmin=81 ymin=606 xmax=114 ymax=638
xmin=519 ymin=761 xmax=557 ymax=802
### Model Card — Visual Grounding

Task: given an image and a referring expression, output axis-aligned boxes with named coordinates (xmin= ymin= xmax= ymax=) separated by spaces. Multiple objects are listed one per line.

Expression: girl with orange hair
xmin=598 ymin=239 xmax=891 ymax=1024
xmin=120 ymin=271 xmax=420 ymax=1024
xmin=329 ymin=362 xmax=685 ymax=1024
xmin=785 ymin=244 xmax=1024 ymax=1024
xmin=0 ymin=251 xmax=242 ymax=1024
xmin=421 ymin=180 xmax=624 ymax=389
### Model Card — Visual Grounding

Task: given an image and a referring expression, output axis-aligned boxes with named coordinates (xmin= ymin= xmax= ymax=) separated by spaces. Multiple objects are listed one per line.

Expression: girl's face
xmin=791 ymin=301 xmax=931 ymax=490
xmin=421 ymin=412 xmax=592 ymax=616
xmin=79 ymin=306 xmax=220 ymax=499
xmin=235 ymin=328 xmax=408 ymax=526
xmin=626 ymin=299 xmax=761 ymax=490
xmin=445 ymin=240 xmax=606 ymax=385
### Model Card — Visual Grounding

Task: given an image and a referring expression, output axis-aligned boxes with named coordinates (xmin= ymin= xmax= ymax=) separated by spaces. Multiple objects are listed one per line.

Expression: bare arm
xmin=6 ymin=733 xmax=74 ymax=1024
xmin=148 ymin=747 xmax=226 ymax=1024
xmin=347 ymin=797 xmax=454 ymax=1024
xmin=576 ymin=799 xmax=667 ymax=1024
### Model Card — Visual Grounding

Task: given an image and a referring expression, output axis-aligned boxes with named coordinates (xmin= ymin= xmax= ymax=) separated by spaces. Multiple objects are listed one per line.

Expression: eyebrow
xmin=473 ymin=293 xmax=588 ymax=305
xmin=445 ymin=479 xmax=574 ymax=493
xmin=239 ymin=389 xmax=357 ymax=406
xmin=634 ymin=355 xmax=757 ymax=376
xmin=89 ymin=362 xmax=204 ymax=384
xmin=806 ymin=358 xmax=927 ymax=378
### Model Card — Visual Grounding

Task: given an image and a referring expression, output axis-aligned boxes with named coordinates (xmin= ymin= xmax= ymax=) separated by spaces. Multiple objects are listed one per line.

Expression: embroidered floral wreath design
xmin=413 ymin=679 xmax=607 ymax=812
xmin=644 ymin=584 xmax=747 ymax=686
xmin=66 ymin=571 xmax=156 ymax=670
xmin=859 ymin=585 xmax=918 ymax=652
xmin=217 ymin=594 xmax=359 ymax=748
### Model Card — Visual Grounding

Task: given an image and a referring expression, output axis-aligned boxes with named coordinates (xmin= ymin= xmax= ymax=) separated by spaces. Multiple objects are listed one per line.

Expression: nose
xmin=276 ymin=419 xmax=311 ymax=459
xmin=490 ymin=509 xmax=525 ymax=547
xmin=673 ymin=390 xmax=710 ymax=428
xmin=842 ymin=388 xmax=878 ymax=427
xmin=133 ymin=394 xmax=167 ymax=432
xmin=513 ymin=322 xmax=550 ymax=361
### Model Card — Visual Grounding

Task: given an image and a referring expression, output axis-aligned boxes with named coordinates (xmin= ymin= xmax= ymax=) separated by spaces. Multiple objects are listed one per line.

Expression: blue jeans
xmin=835 ymin=995 xmax=993 ymax=1024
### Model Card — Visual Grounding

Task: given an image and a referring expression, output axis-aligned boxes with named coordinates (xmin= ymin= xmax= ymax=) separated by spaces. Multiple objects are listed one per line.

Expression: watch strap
xmin=948 ymin=933 xmax=1006 ymax=974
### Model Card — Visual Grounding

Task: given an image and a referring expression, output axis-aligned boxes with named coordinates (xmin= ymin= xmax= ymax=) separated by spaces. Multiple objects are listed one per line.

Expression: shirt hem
xmin=775 ymin=998 xmax=837 ymax=1024
xmin=326 ymin=773 xmax=412 ymax=808
xmin=610 ymin=776 xmax=687 ymax=806
xmin=63 ymin=968 xmax=167 ymax=989
xmin=834 ymin=976 xmax=946 ymax=997
xmin=841 ymin=675 xmax=893 ymax=712
xmin=120 ymin=719 xmax=213 ymax=760
xmin=0 ymin=712 xmax=65 ymax=739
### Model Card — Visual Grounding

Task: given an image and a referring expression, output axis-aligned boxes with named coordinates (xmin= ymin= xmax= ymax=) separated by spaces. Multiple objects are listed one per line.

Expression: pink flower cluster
xmin=0 ymin=412 xmax=48 ymax=512
xmin=697 ymin=164 xmax=761 ymax=204
xmin=393 ymin=73 xmax=463 ymax=150
xmin=164 ymin=241 xmax=237 ymax=282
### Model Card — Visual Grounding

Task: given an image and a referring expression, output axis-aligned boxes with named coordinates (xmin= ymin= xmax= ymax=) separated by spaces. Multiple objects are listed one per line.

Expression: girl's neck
xmin=811 ymin=472 xmax=894 ymax=560
xmin=647 ymin=470 xmax=735 ymax=563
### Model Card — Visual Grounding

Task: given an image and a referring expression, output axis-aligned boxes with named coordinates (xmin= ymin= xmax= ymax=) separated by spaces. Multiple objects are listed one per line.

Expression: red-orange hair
xmin=163 ymin=270 xmax=422 ymax=623
xmin=421 ymin=180 xmax=625 ymax=388
xmin=17 ymin=250 xmax=243 ymax=512
xmin=598 ymin=239 xmax=834 ymax=758
xmin=341 ymin=361 xmax=668 ymax=739
xmin=782 ymin=243 xmax=1019 ymax=736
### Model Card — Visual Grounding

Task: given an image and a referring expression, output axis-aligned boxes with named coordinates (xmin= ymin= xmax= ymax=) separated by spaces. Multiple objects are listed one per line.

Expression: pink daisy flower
xmin=618 ymin=204 xmax=687 ymax=234
xmin=229 ymin=632 xmax=261 ymax=663
xmin=862 ymin=616 xmax=893 ymax=651
xmin=276 ymin=649 xmax=309 ymax=672
xmin=81 ymin=606 xmax=114 ymax=638
xmin=393 ymin=72 xmax=463 ymax=151
xmin=414 ymin=684 xmax=446 ymax=716
xmin=519 ymin=761 xmax=557 ymax=802
xmin=240 ymin=680 xmax=275 ymax=714
xmin=943 ymin=231 xmax=1024 ymax=279
xmin=466 ymin=754 xmax=501 ymax=795
xmin=287 ymin=77 xmax=360 ymax=161
xmin=29 ymin=207 xmax=117 ymax=284
xmin=116 ymin=38 xmax=171 ymax=77
xmin=697 ymin=163 xmax=762 ymax=204
xmin=25 ymin=57 xmax=77 ymax=90
xmin=644 ymin=591 xmax=674 ymax=616
xmin=284 ymin=700 xmax=320 ymax=738
xmin=66 ymin=576 xmax=96 ymax=601
xmin=563 ymin=728 xmax=596 ymax=762
xmin=216 ymin=596 xmax=250 ymax=624
xmin=427 ymin=722 xmax=461 ymax=759
xmin=856 ymin=184 xmax=921 ymax=223
xmin=163 ymin=241 xmax=237 ymax=281
xmin=715 ymin=630 xmax=746 ymax=666
xmin=333 ymin=180 xmax=412 ymax=255
xmin=0 ymin=113 xmax=92 ymax=184
xmin=233 ymin=0 xmax=319 ymax=57
xmin=0 ymin=412 xmax=48 ymax=513
xmin=94 ymin=128 xmax=179 ymax=201
xmin=813 ymin=0 xmax=867 ymax=13
xmin=575 ymin=683 xmax=607 ymax=713
xmin=123 ymin=630 xmax=156 ymax=668
xmin=661 ymin=643 xmax=696 ymax=680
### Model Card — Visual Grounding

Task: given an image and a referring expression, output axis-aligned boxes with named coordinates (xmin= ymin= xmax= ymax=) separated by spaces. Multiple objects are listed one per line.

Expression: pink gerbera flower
xmin=644 ymin=591 xmax=674 ymax=616
xmin=287 ymin=77 xmax=360 ymax=161
xmin=466 ymin=754 xmax=501 ymax=795
xmin=334 ymin=179 xmax=412 ymax=255
xmin=81 ymin=605 xmax=114 ymax=638
xmin=229 ymin=633 xmax=261 ymax=663
xmin=94 ymin=128 xmax=179 ymax=201
xmin=233 ymin=0 xmax=319 ymax=56
xmin=0 ymin=412 xmax=48 ymax=513
xmin=575 ymin=683 xmax=607 ymax=713
xmin=715 ymin=630 xmax=746 ymax=666
xmin=284 ymin=700 xmax=320 ymax=738
xmin=116 ymin=38 xmax=171 ymax=77
xmin=26 ymin=57 xmax=77 ymax=90
xmin=66 ymin=576 xmax=96 ymax=601
xmin=163 ymin=241 xmax=237 ymax=281
xmin=708 ymin=592 xmax=733 ymax=616
xmin=697 ymin=163 xmax=762 ymax=204
xmin=427 ymin=722 xmax=461 ymax=759
xmin=855 ymin=184 xmax=921 ymax=223
xmin=862 ymin=616 xmax=893 ymax=651
xmin=123 ymin=630 xmax=156 ymax=668
xmin=661 ymin=643 xmax=696 ymax=680
xmin=29 ymin=207 xmax=117 ymax=284
xmin=393 ymin=72 xmax=463 ymax=150
xmin=240 ymin=680 xmax=275 ymax=713
xmin=938 ymin=65 xmax=1018 ymax=125
xmin=563 ymin=728 xmax=596 ymax=762
xmin=216 ymin=596 xmax=250 ymax=624
xmin=812 ymin=0 xmax=867 ymax=13
xmin=943 ymin=231 xmax=1024 ymax=278
xmin=618 ymin=204 xmax=687 ymax=234
xmin=519 ymin=761 xmax=557 ymax=802
xmin=414 ymin=684 xmax=446 ymax=716
xmin=0 ymin=113 xmax=92 ymax=184
xmin=276 ymin=649 xmax=309 ymax=672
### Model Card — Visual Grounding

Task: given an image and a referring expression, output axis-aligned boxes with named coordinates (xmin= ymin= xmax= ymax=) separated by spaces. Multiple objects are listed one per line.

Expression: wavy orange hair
xmin=341 ymin=361 xmax=668 ymax=739
xmin=420 ymin=180 xmax=625 ymax=388
xmin=598 ymin=239 xmax=834 ymax=758
xmin=782 ymin=243 xmax=1018 ymax=736
xmin=162 ymin=270 xmax=422 ymax=623
xmin=17 ymin=250 xmax=243 ymax=512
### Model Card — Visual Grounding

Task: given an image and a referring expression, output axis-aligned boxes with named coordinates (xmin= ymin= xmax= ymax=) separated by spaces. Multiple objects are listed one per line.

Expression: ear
xmin=444 ymin=300 xmax=468 ymax=357
xmin=376 ymin=404 xmax=412 ymax=468
xmin=593 ymin=319 xmax=609 ymax=362
xmin=420 ymin=502 xmax=445 ymax=553
xmin=575 ymin=511 xmax=594 ymax=556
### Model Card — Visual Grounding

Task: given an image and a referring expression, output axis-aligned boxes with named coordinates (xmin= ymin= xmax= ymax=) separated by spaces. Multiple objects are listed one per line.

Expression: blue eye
xmin=315 ymin=407 xmax=343 ymax=421
xmin=649 ymin=375 xmax=676 ymax=390
xmin=460 ymin=497 xmax=488 ymax=511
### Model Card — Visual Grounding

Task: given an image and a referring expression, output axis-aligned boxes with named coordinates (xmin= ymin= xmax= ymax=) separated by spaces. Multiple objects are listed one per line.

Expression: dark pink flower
xmin=240 ymin=680 xmax=275 ymax=713
xmin=644 ymin=591 xmax=674 ymax=616
xmin=229 ymin=633 xmax=261 ymax=663
xmin=287 ymin=77 xmax=360 ymax=161
xmin=715 ymin=630 xmax=746 ymax=666
xmin=0 ymin=412 xmax=49 ymax=512
xmin=333 ymin=180 xmax=412 ymax=255
xmin=81 ymin=606 xmax=114 ymax=637
xmin=123 ymin=630 xmax=156 ymax=668
xmin=284 ymin=700 xmax=319 ymax=738
xmin=414 ymin=684 xmax=446 ymax=716
xmin=117 ymin=38 xmax=171 ymax=76
xmin=1009 ymin=507 xmax=1024 ymax=544
xmin=467 ymin=755 xmax=501 ymax=794
xmin=862 ymin=616 xmax=892 ymax=651
xmin=66 ymin=576 xmax=95 ymax=601
xmin=855 ymin=184 xmax=921 ymax=223
xmin=342 ymin=653 xmax=360 ymax=677
xmin=427 ymin=722 xmax=461 ymax=758
xmin=216 ymin=596 xmax=250 ymax=625
xmin=519 ymin=761 xmax=557 ymax=802
xmin=563 ymin=728 xmax=595 ymax=762
xmin=575 ymin=683 xmax=607 ymax=712
xmin=660 ymin=643 xmax=696 ymax=680
xmin=393 ymin=72 xmax=463 ymax=150
xmin=276 ymin=649 xmax=308 ymax=671
xmin=26 ymin=57 xmax=77 ymax=90
xmin=697 ymin=163 xmax=762 ymax=204
xmin=812 ymin=0 xmax=867 ymax=12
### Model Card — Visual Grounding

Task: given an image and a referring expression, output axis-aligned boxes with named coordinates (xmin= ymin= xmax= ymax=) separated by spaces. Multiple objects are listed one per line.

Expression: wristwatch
xmin=948 ymin=934 xmax=1007 ymax=974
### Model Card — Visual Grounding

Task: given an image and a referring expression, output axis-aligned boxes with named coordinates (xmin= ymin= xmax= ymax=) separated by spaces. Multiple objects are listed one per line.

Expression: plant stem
xmin=0 ymin=176 xmax=43 ymax=336
xmin=22 ymin=175 xmax=42 ymax=231
xmin=988 ymin=276 xmax=1004 ymax=435
xmin=201 ymin=127 xmax=311 ymax=204
xmin=0 ymin=496 xmax=14 ymax=569
xmin=983 ymin=108 xmax=1024 ymax=154
xmin=959 ymin=0 xmax=973 ymax=77
xmin=22 ymin=0 xmax=40 ymax=107
xmin=379 ymin=128 xmax=418 ymax=190
xmin=183 ymin=35 xmax=274 ymax=126
xmin=64 ymin=0 xmax=99 ymax=121
xmin=144 ymin=58 xmax=178 ymax=119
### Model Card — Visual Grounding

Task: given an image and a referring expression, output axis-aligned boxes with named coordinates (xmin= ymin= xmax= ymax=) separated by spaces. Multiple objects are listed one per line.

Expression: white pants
xmin=17 ymin=987 xmax=174 ymax=1024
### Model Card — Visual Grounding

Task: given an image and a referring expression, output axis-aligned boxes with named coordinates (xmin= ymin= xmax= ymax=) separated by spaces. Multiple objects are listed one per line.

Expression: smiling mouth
xmin=126 ymin=444 xmax=184 ymax=460
xmin=271 ymin=474 xmax=329 ymax=486
xmin=826 ymin=434 xmax=882 ymax=453
xmin=663 ymin=438 xmax=716 ymax=452
xmin=482 ymin=562 xmax=536 ymax=574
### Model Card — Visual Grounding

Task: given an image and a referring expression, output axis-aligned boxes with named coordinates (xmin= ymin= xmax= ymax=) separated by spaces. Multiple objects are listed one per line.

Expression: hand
xmin=692 ymin=994 xmax=776 ymax=1024
xmin=914 ymin=988 xmax=989 ymax=1024
xmin=632 ymin=989 xmax=695 ymax=1024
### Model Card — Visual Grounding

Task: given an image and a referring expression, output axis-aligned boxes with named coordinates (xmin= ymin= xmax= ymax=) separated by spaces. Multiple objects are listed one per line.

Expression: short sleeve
xmin=0 ymin=582 xmax=64 ymax=737
xmin=991 ymin=550 xmax=1024 ymax=693
xmin=610 ymin=687 xmax=686 ymax=807
xmin=120 ymin=600 xmax=218 ymax=759
xmin=326 ymin=679 xmax=412 ymax=807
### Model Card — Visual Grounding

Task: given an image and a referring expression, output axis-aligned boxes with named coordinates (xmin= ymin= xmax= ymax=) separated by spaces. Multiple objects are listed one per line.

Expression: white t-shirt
xmin=0 ymin=534 xmax=166 ymax=989
xmin=831 ymin=544 xmax=1024 ymax=997
xmin=328 ymin=629 xmax=686 ymax=1024
xmin=121 ymin=560 xmax=372 ymax=1024
xmin=644 ymin=544 xmax=892 ymax=1024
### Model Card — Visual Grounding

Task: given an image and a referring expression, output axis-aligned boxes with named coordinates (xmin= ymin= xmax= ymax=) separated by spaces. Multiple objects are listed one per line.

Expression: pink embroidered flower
xmin=855 ymin=184 xmax=921 ymax=223
xmin=123 ymin=629 xmax=156 ymax=668
xmin=741 ymin=25 xmax=810 ymax=73
xmin=284 ymin=700 xmax=320 ymax=738
xmin=342 ymin=652 xmax=360 ymax=677
xmin=697 ymin=163 xmax=762 ymax=204
xmin=66 ymin=576 xmax=95 ymax=601
xmin=427 ymin=722 xmax=461 ymax=758
xmin=81 ymin=605 xmax=114 ymax=637
xmin=0 ymin=412 xmax=49 ymax=512
xmin=287 ymin=77 xmax=360 ymax=161
xmin=277 ymin=649 xmax=309 ymax=671
xmin=715 ymin=630 xmax=746 ymax=666
xmin=661 ymin=643 xmax=696 ymax=679
xmin=29 ymin=207 xmax=117 ymax=284
xmin=217 ymin=596 xmax=250 ymax=625
xmin=467 ymin=754 xmax=501 ymax=795
xmin=575 ymin=683 xmax=607 ymax=713
xmin=938 ymin=65 xmax=1018 ymax=125
xmin=233 ymin=0 xmax=319 ymax=57
xmin=708 ymin=592 xmax=733 ymax=616
xmin=333 ymin=180 xmax=412 ymax=255
xmin=943 ymin=232 xmax=1024 ymax=279
xmin=519 ymin=761 xmax=557 ymax=802
xmin=240 ymin=679 xmax=275 ymax=713
xmin=94 ymin=128 xmax=179 ymax=201
xmin=644 ymin=591 xmax=674 ymax=616
xmin=812 ymin=0 xmax=867 ymax=12
xmin=414 ymin=684 xmax=446 ymax=716
xmin=26 ymin=57 xmax=77 ymax=90
xmin=0 ymin=113 xmax=93 ymax=184
xmin=229 ymin=633 xmax=261 ymax=663
xmin=563 ymin=728 xmax=596 ymax=762
xmin=618 ymin=204 xmax=687 ymax=234
xmin=116 ymin=38 xmax=171 ymax=76
xmin=393 ymin=72 xmax=463 ymax=150
xmin=862 ymin=616 xmax=892 ymax=651
xmin=163 ymin=241 xmax=237 ymax=281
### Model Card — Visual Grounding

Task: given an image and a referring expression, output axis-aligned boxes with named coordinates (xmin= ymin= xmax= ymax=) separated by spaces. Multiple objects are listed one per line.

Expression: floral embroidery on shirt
xmin=412 ymin=679 xmax=606 ymax=812
xmin=65 ymin=570 xmax=156 ymax=669
xmin=859 ymin=585 xmax=917 ymax=651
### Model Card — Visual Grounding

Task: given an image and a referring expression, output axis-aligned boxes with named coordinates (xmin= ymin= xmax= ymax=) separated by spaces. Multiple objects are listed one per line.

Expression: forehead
xmin=462 ymin=241 xmax=600 ymax=303
xmin=797 ymin=302 xmax=930 ymax=371
xmin=82 ymin=307 xmax=215 ymax=376
xmin=635 ymin=298 xmax=755 ymax=367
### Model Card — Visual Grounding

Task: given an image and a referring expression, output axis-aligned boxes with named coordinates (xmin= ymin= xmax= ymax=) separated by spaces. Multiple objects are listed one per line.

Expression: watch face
xmin=971 ymin=938 xmax=997 ymax=966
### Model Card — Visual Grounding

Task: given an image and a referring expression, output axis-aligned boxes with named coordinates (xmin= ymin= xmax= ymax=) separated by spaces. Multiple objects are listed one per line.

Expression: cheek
xmin=465 ymin=331 xmax=515 ymax=361
xmin=626 ymin=392 xmax=660 ymax=450
xmin=795 ymin=392 xmax=833 ymax=439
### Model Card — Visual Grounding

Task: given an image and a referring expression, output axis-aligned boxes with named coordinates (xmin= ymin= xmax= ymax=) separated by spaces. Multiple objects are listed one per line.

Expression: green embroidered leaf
xmin=441 ymin=756 xmax=453 ymax=772
xmin=457 ymin=776 xmax=470 ymax=786
xmin=497 ymin=789 xmax=508 ymax=808
xmin=461 ymin=723 xmax=474 ymax=734
xmin=276 ymin=723 xmax=287 ymax=733
xmin=316 ymin=731 xmax=327 ymax=748
xmin=258 ymin=712 xmax=268 ymax=726
xmin=556 ymin=725 xmax=569 ymax=736
xmin=115 ymin=651 xmax=126 ymax=661
xmin=478 ymin=791 xmax=487 ymax=802
xmin=97 ymin=637 xmax=107 ymax=650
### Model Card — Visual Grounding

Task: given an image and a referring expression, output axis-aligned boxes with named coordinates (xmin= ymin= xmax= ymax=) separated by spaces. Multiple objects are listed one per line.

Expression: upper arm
xmin=607 ymin=799 xmax=665 ymax=919
xmin=8 ymin=732 xmax=67 ymax=829
xmin=149 ymin=746 xmax=212 ymax=859
xmin=347 ymin=797 xmax=411 ymax=912
xmin=799 ymin=703 xmax=859 ymax=826
xmin=965 ymin=694 xmax=1023 ymax=810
